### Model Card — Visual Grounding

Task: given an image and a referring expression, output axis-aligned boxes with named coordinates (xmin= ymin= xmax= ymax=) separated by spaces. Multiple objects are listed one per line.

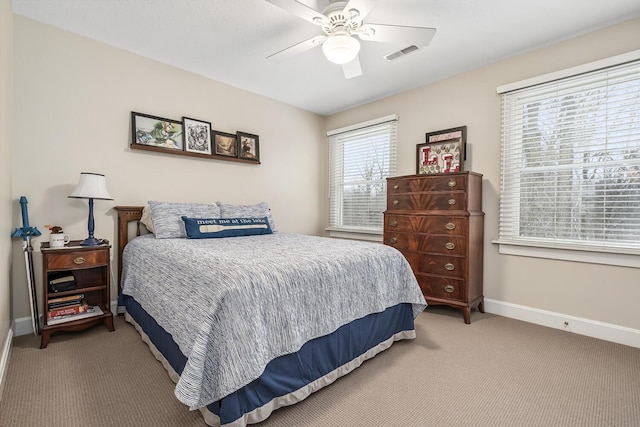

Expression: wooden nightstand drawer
xmin=384 ymin=233 xmax=466 ymax=255
xmin=45 ymin=249 xmax=108 ymax=270
xmin=388 ymin=175 xmax=467 ymax=194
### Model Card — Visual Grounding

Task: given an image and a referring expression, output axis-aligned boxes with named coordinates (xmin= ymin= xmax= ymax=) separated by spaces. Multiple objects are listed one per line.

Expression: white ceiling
xmin=11 ymin=0 xmax=640 ymax=116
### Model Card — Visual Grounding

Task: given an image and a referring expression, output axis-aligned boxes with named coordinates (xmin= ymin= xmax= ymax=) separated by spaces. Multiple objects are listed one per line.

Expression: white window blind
xmin=328 ymin=115 xmax=397 ymax=235
xmin=498 ymin=56 xmax=640 ymax=256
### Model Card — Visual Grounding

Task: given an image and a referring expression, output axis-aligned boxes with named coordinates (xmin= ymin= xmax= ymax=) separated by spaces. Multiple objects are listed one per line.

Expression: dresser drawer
xmin=388 ymin=175 xmax=467 ymax=194
xmin=402 ymin=252 xmax=466 ymax=279
xmin=387 ymin=192 xmax=468 ymax=211
xmin=385 ymin=214 xmax=467 ymax=234
xmin=45 ymin=250 xmax=108 ymax=270
xmin=384 ymin=233 xmax=466 ymax=256
xmin=415 ymin=274 xmax=466 ymax=301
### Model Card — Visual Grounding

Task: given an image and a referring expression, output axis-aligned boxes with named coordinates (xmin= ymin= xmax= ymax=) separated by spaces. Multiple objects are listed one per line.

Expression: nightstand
xmin=40 ymin=241 xmax=115 ymax=348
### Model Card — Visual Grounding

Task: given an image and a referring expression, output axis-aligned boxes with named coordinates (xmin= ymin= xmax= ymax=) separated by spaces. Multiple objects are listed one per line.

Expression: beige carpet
xmin=1 ymin=306 xmax=639 ymax=427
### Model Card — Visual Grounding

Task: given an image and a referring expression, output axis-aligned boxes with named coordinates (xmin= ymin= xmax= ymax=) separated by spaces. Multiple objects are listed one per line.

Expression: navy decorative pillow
xmin=181 ymin=216 xmax=273 ymax=239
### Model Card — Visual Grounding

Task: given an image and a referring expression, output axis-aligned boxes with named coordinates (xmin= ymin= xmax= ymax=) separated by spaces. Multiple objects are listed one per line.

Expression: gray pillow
xmin=149 ymin=201 xmax=221 ymax=238
xmin=216 ymin=201 xmax=277 ymax=232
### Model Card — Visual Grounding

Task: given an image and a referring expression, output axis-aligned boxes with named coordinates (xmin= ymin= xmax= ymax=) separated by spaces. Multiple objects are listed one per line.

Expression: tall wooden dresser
xmin=384 ymin=172 xmax=484 ymax=324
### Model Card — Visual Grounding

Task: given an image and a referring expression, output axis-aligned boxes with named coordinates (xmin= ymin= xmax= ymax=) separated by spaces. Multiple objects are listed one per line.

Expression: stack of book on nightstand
xmin=46 ymin=294 xmax=103 ymax=325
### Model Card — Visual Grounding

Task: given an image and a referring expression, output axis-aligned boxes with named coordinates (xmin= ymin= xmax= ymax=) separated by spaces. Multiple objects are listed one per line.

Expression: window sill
xmin=493 ymin=240 xmax=640 ymax=268
xmin=325 ymin=228 xmax=383 ymax=243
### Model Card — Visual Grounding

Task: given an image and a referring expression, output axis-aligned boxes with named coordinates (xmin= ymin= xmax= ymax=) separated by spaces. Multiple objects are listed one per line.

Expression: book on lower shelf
xmin=48 ymin=293 xmax=85 ymax=304
xmin=47 ymin=300 xmax=89 ymax=319
xmin=48 ymin=294 xmax=85 ymax=311
xmin=46 ymin=306 xmax=104 ymax=326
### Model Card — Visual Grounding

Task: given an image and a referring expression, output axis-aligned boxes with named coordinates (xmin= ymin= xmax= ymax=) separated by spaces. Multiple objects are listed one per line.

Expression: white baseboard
xmin=12 ymin=315 xmax=34 ymax=337
xmin=484 ymin=298 xmax=640 ymax=349
xmin=0 ymin=325 xmax=13 ymax=401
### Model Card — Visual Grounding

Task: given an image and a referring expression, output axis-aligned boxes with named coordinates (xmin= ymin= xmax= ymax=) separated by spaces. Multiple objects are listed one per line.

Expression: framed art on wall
xmin=417 ymin=126 xmax=467 ymax=174
xmin=237 ymin=131 xmax=260 ymax=162
xmin=183 ymin=117 xmax=212 ymax=155
xmin=213 ymin=130 xmax=238 ymax=158
xmin=129 ymin=112 xmax=260 ymax=165
xmin=131 ymin=112 xmax=183 ymax=151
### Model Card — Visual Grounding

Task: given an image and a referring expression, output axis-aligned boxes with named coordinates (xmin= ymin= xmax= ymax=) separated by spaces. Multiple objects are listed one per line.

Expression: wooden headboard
xmin=114 ymin=206 xmax=145 ymax=295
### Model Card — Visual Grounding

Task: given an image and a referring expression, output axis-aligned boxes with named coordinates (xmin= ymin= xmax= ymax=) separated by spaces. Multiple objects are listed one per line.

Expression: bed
xmin=115 ymin=202 xmax=427 ymax=427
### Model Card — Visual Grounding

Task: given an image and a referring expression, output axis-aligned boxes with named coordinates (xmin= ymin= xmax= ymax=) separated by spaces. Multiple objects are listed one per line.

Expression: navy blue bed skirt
xmin=122 ymin=295 xmax=415 ymax=425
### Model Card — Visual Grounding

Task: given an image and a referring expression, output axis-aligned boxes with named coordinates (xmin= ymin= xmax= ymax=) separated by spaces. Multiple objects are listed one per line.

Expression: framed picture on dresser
xmin=417 ymin=126 xmax=467 ymax=174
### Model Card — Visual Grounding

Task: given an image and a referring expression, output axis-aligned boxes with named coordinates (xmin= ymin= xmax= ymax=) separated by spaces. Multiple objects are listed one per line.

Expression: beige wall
xmin=326 ymin=18 xmax=640 ymax=330
xmin=0 ymin=0 xmax=14 ymax=396
xmin=11 ymin=16 xmax=326 ymax=322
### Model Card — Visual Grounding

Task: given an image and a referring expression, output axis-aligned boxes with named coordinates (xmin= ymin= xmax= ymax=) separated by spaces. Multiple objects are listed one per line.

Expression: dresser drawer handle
xmin=448 ymin=180 xmax=456 ymax=188
xmin=448 ymin=199 xmax=456 ymax=205
xmin=390 ymin=220 xmax=398 ymax=227
xmin=444 ymin=263 xmax=455 ymax=271
xmin=444 ymin=285 xmax=455 ymax=293
xmin=393 ymin=184 xmax=399 ymax=190
xmin=445 ymin=222 xmax=456 ymax=230
xmin=390 ymin=237 xmax=398 ymax=244
xmin=393 ymin=199 xmax=399 ymax=205
xmin=445 ymin=242 xmax=455 ymax=250
xmin=73 ymin=257 xmax=86 ymax=265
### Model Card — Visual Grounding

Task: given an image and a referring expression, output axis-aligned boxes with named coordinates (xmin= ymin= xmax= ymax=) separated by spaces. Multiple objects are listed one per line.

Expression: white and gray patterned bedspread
xmin=121 ymin=233 xmax=426 ymax=409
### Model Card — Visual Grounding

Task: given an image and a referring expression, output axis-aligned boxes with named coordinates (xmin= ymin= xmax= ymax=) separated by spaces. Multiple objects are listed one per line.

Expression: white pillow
xmin=140 ymin=204 xmax=155 ymax=234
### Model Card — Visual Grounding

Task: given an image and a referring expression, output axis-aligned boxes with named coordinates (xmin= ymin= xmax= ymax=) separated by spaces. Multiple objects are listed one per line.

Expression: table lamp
xmin=68 ymin=172 xmax=113 ymax=246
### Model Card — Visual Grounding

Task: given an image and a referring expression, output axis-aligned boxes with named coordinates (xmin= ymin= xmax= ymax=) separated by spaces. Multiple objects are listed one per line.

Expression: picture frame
xmin=183 ymin=117 xmax=212 ymax=155
xmin=131 ymin=112 xmax=183 ymax=151
xmin=237 ymin=131 xmax=260 ymax=162
xmin=212 ymin=130 xmax=238 ymax=158
xmin=417 ymin=126 xmax=467 ymax=174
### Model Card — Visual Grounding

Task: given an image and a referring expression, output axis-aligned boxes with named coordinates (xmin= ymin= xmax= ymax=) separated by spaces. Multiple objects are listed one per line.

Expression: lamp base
xmin=79 ymin=236 xmax=103 ymax=246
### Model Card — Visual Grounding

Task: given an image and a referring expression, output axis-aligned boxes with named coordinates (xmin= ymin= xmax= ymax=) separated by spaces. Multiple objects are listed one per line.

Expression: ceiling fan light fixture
xmin=322 ymin=35 xmax=360 ymax=64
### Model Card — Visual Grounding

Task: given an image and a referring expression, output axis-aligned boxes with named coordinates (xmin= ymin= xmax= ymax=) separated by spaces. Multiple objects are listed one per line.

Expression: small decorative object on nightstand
xmin=40 ymin=241 xmax=114 ymax=348
xmin=45 ymin=225 xmax=70 ymax=248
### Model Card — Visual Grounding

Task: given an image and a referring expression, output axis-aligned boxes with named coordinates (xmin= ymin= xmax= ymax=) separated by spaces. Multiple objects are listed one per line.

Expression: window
xmin=327 ymin=115 xmax=398 ymax=239
xmin=497 ymin=51 xmax=640 ymax=266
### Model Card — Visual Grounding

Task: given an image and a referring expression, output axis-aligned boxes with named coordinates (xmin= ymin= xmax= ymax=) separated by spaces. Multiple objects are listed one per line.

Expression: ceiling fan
xmin=265 ymin=0 xmax=436 ymax=79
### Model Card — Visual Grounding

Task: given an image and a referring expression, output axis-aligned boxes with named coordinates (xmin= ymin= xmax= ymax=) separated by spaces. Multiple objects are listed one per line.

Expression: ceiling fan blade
xmin=265 ymin=0 xmax=329 ymax=26
xmin=267 ymin=35 xmax=327 ymax=62
xmin=342 ymin=56 xmax=362 ymax=79
xmin=343 ymin=0 xmax=379 ymax=21
xmin=357 ymin=24 xmax=436 ymax=46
